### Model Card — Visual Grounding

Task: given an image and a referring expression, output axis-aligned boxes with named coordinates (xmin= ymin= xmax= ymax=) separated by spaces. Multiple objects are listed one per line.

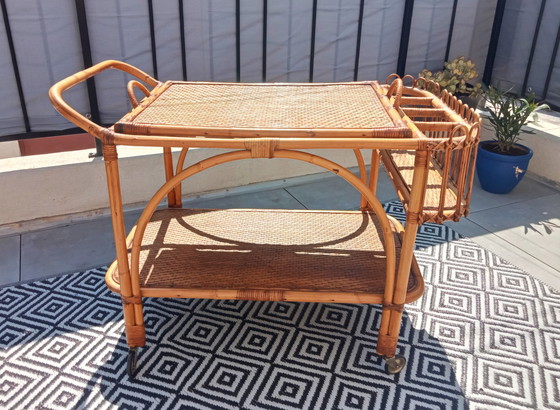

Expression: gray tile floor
xmin=447 ymin=178 xmax=560 ymax=290
xmin=1 ymin=169 xmax=559 ymax=290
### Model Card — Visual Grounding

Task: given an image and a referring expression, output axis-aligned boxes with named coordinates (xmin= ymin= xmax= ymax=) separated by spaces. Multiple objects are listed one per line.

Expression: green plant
xmin=484 ymin=85 xmax=549 ymax=153
xmin=419 ymin=56 xmax=482 ymax=97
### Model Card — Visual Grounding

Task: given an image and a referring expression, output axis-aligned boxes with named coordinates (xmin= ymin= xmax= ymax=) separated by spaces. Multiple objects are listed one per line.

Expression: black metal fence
xmin=489 ymin=0 xmax=560 ymax=108
xmin=0 ymin=0 xmax=558 ymax=149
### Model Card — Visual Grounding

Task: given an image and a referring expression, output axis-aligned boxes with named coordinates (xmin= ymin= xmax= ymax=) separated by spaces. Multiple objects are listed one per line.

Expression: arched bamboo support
xmin=129 ymin=149 xmax=400 ymax=312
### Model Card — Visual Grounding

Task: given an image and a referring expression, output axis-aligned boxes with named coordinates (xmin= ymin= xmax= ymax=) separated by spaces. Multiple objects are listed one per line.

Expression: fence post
xmin=482 ymin=0 xmax=506 ymax=86
xmin=1 ymin=0 xmax=30 ymax=134
xmin=309 ymin=0 xmax=318 ymax=82
xmin=543 ymin=23 xmax=560 ymax=100
xmin=397 ymin=0 xmax=415 ymax=77
xmin=75 ymin=0 xmax=102 ymax=157
xmin=521 ymin=0 xmax=546 ymax=96
xmin=444 ymin=0 xmax=459 ymax=62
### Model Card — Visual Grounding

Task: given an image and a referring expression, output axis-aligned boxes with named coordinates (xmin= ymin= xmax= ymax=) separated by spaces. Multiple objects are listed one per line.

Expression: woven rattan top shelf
xmin=114 ymin=81 xmax=411 ymax=139
xmin=106 ymin=208 xmax=424 ymax=304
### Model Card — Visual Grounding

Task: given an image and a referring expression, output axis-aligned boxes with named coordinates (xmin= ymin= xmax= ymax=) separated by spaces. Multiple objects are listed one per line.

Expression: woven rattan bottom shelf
xmin=381 ymin=149 xmax=467 ymax=222
xmin=106 ymin=208 xmax=423 ymax=304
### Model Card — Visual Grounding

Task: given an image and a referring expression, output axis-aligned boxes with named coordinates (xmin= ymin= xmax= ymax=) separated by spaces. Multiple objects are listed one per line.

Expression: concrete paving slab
xmin=183 ymin=187 xmax=306 ymax=209
xmin=285 ymin=170 xmax=398 ymax=210
xmin=465 ymin=193 xmax=560 ymax=278
xmin=445 ymin=217 xmax=490 ymax=239
xmin=446 ymin=217 xmax=560 ymax=290
xmin=0 ymin=235 xmax=20 ymax=286
xmin=469 ymin=175 xmax=558 ymax=212
xmin=20 ymin=218 xmax=117 ymax=281
xmin=124 ymin=209 xmax=144 ymax=232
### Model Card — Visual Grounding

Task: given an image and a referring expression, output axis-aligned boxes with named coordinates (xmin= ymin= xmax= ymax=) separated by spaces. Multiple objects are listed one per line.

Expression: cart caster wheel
xmin=384 ymin=355 xmax=406 ymax=374
xmin=127 ymin=348 xmax=138 ymax=379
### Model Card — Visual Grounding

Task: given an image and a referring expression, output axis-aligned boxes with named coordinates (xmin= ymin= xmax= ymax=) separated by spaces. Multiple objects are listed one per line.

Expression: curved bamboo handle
xmin=48 ymin=60 xmax=159 ymax=141
xmin=386 ymin=78 xmax=403 ymax=108
xmin=127 ymin=80 xmax=152 ymax=108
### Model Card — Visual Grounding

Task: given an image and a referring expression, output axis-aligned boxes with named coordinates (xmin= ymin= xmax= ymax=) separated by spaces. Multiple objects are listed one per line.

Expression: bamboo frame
xmin=379 ymin=75 xmax=481 ymax=225
xmin=128 ymin=150 xmax=398 ymax=288
xmin=48 ymin=62 xmax=480 ymax=371
xmin=109 ymin=134 xmax=423 ymax=150
xmin=49 ymin=60 xmax=160 ymax=142
xmin=368 ymin=149 xmax=381 ymax=199
xmin=353 ymin=149 xmax=368 ymax=209
xmin=102 ymin=145 xmax=144 ymax=347
xmin=124 ymin=77 xmax=183 ymax=210
xmin=172 ymin=148 xmax=189 ymax=208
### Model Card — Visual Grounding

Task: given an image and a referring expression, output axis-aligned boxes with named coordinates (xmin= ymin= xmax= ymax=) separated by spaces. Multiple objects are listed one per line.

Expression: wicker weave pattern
xmin=388 ymin=150 xmax=464 ymax=214
xmin=131 ymin=82 xmax=395 ymax=130
xmin=113 ymin=209 xmax=412 ymax=294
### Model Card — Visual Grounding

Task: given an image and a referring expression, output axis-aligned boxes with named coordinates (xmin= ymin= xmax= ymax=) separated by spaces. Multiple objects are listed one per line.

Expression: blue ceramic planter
xmin=476 ymin=141 xmax=533 ymax=194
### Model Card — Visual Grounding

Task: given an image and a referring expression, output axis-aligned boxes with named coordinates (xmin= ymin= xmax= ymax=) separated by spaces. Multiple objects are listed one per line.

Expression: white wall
xmin=0 ymin=147 xmax=368 ymax=227
xmin=0 ymin=141 xmax=20 ymax=159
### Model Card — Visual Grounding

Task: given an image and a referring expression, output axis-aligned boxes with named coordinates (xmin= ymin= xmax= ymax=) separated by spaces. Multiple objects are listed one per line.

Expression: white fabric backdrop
xmin=0 ymin=0 xmax=499 ymax=136
xmin=492 ymin=0 xmax=560 ymax=104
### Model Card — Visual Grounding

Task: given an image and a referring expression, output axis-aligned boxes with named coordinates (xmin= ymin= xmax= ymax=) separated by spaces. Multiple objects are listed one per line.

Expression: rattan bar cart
xmin=49 ymin=61 xmax=480 ymax=378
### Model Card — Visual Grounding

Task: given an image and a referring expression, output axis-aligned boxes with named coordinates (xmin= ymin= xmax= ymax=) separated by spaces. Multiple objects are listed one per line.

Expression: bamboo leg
xmin=353 ymin=149 xmax=368 ymax=209
xmin=163 ymin=147 xmax=179 ymax=208
xmin=173 ymin=147 xmax=189 ymax=208
xmin=368 ymin=149 xmax=380 ymax=199
xmin=103 ymin=144 xmax=145 ymax=348
xmin=377 ymin=149 xmax=428 ymax=358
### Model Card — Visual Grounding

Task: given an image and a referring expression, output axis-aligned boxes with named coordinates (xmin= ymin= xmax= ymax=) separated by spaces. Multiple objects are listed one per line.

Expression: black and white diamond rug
xmin=1 ymin=202 xmax=560 ymax=409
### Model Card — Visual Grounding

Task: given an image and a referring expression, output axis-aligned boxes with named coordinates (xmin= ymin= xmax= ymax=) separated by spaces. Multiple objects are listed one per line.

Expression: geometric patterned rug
xmin=1 ymin=202 xmax=560 ymax=409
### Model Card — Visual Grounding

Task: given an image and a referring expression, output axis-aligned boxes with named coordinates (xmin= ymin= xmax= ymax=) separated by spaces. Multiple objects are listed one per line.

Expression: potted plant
xmin=476 ymin=86 xmax=549 ymax=194
xmin=419 ymin=56 xmax=483 ymax=109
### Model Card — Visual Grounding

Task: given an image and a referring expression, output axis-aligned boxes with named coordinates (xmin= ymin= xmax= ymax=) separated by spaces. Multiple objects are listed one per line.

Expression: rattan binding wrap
xmin=108 ymin=209 xmax=422 ymax=303
xmin=115 ymin=81 xmax=411 ymax=138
